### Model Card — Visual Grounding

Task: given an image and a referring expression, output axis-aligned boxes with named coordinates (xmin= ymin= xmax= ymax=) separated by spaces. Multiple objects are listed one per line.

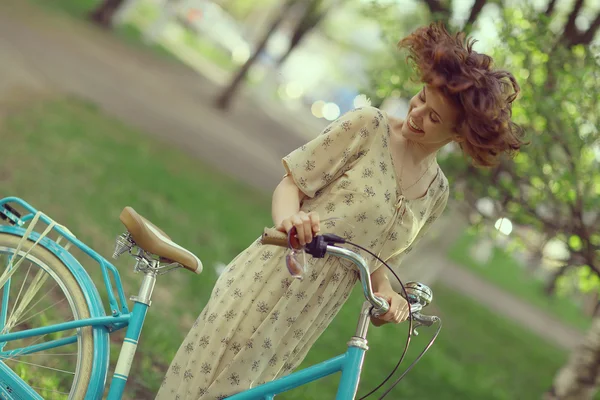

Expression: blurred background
xmin=0 ymin=0 xmax=599 ymax=398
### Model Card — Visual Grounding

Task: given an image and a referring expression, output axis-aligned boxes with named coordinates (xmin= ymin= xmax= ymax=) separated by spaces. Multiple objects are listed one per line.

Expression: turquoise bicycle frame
xmin=226 ymin=302 xmax=373 ymax=400
xmin=0 ymin=197 xmax=153 ymax=400
xmin=0 ymin=197 xmax=376 ymax=400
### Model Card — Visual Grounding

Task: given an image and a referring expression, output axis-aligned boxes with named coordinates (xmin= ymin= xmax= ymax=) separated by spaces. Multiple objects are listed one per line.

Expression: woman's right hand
xmin=276 ymin=211 xmax=320 ymax=247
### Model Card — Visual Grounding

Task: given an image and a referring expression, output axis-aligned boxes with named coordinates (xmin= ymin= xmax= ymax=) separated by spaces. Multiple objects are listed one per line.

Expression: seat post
xmin=347 ymin=301 xmax=372 ymax=350
xmin=130 ymin=263 xmax=158 ymax=306
xmin=107 ymin=263 xmax=157 ymax=399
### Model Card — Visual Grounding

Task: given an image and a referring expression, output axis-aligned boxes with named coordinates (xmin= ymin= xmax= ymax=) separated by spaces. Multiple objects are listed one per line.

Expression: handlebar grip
xmin=261 ymin=228 xmax=289 ymax=247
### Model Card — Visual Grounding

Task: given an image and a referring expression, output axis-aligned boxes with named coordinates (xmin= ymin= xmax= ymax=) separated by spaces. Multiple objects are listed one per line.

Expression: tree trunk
xmin=462 ymin=0 xmax=487 ymax=33
xmin=544 ymin=315 xmax=600 ymax=400
xmin=89 ymin=0 xmax=127 ymax=28
xmin=214 ymin=0 xmax=298 ymax=110
xmin=277 ymin=0 xmax=330 ymax=67
xmin=276 ymin=22 xmax=313 ymax=67
xmin=421 ymin=0 xmax=450 ymax=27
xmin=544 ymin=265 xmax=569 ymax=296
xmin=276 ymin=42 xmax=295 ymax=68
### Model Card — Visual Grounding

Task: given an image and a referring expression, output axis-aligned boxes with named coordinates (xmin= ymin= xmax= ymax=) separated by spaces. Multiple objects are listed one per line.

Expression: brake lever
xmin=408 ymin=303 xmax=423 ymax=336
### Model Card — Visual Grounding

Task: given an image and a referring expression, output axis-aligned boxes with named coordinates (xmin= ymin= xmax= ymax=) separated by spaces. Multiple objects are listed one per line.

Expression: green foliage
xmin=219 ymin=0 xmax=279 ymax=21
xmin=365 ymin=4 xmax=600 ymax=287
xmin=358 ymin=1 xmax=436 ymax=106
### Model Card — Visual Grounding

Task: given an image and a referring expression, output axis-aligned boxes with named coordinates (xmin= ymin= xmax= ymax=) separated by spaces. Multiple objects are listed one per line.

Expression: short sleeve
xmin=282 ymin=107 xmax=381 ymax=198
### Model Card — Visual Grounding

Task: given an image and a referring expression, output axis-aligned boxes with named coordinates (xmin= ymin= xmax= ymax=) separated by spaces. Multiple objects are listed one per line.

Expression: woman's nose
xmin=410 ymin=106 xmax=425 ymax=122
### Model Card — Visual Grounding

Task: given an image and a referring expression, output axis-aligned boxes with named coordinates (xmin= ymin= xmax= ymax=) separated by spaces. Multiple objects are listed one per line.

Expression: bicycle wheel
xmin=0 ymin=233 xmax=95 ymax=399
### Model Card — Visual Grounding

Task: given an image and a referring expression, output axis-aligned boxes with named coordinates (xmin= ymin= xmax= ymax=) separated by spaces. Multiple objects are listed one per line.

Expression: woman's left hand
xmin=371 ymin=290 xmax=410 ymax=325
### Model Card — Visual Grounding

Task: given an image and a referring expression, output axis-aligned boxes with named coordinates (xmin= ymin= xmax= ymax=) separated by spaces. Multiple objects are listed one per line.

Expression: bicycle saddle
xmin=119 ymin=206 xmax=203 ymax=274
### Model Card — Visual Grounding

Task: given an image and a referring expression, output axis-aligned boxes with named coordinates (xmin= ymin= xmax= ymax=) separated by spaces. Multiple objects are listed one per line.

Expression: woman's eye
xmin=430 ymin=113 xmax=439 ymax=123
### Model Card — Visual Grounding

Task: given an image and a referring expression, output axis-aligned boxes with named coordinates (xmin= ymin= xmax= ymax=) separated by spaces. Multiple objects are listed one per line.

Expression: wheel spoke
xmin=7 ymin=262 xmax=33 ymax=329
xmin=13 ymin=282 xmax=58 ymax=325
xmin=4 ymin=357 xmax=75 ymax=375
xmin=2 ymin=315 xmax=75 ymax=362
xmin=6 ymin=265 xmax=48 ymax=332
xmin=0 ymin=253 xmax=22 ymax=289
xmin=0 ymin=236 xmax=94 ymax=398
xmin=5 ymin=352 xmax=78 ymax=357
xmin=1 ymin=335 xmax=79 ymax=359
xmin=31 ymin=385 xmax=71 ymax=395
xmin=14 ymin=298 xmax=67 ymax=330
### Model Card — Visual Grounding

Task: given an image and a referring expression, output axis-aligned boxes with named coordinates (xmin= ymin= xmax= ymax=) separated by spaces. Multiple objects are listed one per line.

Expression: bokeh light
xmin=285 ymin=82 xmax=304 ymax=99
xmin=322 ymin=103 xmax=341 ymax=121
xmin=494 ymin=218 xmax=513 ymax=235
xmin=311 ymin=100 xmax=325 ymax=118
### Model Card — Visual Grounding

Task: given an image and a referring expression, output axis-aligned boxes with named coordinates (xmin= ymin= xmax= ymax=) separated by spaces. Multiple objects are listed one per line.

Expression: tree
xmin=276 ymin=0 xmax=336 ymax=67
xmin=89 ymin=0 xmax=127 ymax=28
xmin=214 ymin=0 xmax=341 ymax=110
xmin=214 ymin=0 xmax=300 ymax=110
xmin=546 ymin=313 xmax=600 ymax=400
xmin=364 ymin=1 xmax=600 ymax=398
xmin=421 ymin=0 xmax=488 ymax=33
xmin=419 ymin=0 xmax=600 ymax=46
xmin=468 ymin=11 xmax=600 ymax=398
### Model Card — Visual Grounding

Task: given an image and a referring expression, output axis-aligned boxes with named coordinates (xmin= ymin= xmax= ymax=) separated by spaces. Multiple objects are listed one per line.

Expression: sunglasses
xmin=286 ymin=227 xmax=308 ymax=280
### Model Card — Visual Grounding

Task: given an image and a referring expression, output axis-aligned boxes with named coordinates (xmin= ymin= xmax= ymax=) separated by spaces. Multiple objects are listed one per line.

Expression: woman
xmin=156 ymin=22 xmax=524 ymax=400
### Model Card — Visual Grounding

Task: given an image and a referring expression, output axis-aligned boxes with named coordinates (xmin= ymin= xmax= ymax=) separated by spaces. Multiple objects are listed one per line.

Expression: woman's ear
xmin=453 ymin=134 xmax=464 ymax=143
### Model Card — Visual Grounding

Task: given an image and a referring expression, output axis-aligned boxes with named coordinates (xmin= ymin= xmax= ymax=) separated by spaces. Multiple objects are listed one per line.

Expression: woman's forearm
xmin=370 ymin=267 xmax=396 ymax=327
xmin=371 ymin=266 xmax=393 ymax=293
xmin=272 ymin=176 xmax=306 ymax=227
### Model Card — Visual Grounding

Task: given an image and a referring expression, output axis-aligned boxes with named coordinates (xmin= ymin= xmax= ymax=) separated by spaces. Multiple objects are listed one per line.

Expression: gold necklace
xmin=397 ymin=143 xmax=436 ymax=194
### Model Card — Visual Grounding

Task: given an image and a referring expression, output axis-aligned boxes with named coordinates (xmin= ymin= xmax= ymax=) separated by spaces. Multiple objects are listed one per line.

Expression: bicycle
xmin=0 ymin=196 xmax=440 ymax=400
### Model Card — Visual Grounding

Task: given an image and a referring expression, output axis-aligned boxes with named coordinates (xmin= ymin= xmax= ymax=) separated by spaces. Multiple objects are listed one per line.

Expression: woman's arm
xmin=272 ymin=176 xmax=320 ymax=246
xmin=271 ymin=176 xmax=305 ymax=228
xmin=371 ymin=266 xmax=393 ymax=293
xmin=369 ymin=267 xmax=395 ymax=326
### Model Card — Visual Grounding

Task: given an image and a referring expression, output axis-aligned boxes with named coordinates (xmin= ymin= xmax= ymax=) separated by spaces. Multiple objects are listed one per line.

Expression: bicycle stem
xmin=324 ymin=245 xmax=390 ymax=316
xmin=323 ymin=243 xmax=438 ymax=329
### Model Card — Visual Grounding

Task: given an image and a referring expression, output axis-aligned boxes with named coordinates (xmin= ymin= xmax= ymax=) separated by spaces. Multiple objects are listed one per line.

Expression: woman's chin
xmin=401 ymin=127 xmax=426 ymax=140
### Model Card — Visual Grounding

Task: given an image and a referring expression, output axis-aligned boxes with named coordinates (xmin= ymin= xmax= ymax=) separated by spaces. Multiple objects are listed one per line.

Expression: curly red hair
xmin=399 ymin=22 xmax=526 ymax=167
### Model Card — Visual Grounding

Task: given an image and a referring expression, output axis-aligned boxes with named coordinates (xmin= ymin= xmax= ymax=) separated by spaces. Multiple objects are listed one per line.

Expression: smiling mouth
xmin=407 ymin=116 xmax=424 ymax=134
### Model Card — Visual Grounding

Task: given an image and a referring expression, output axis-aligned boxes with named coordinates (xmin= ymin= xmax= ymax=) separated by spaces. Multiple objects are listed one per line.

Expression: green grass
xmin=292 ymin=283 xmax=569 ymax=400
xmin=448 ymin=231 xmax=592 ymax=332
xmin=0 ymin=96 xmax=574 ymax=399
xmin=29 ymin=0 xmax=97 ymax=17
xmin=1 ymin=95 xmax=271 ymax=399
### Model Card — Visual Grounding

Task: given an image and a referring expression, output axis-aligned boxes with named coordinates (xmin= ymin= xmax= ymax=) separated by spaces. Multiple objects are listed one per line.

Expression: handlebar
xmin=261 ymin=228 xmax=439 ymax=327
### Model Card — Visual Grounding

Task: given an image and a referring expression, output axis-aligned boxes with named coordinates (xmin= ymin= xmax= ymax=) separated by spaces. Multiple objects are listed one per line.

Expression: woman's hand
xmin=371 ymin=290 xmax=410 ymax=326
xmin=276 ymin=211 xmax=320 ymax=247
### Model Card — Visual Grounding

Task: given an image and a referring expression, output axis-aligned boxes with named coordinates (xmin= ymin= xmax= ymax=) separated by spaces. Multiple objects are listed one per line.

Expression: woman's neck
xmin=401 ymin=137 xmax=441 ymax=166
xmin=388 ymin=115 xmax=444 ymax=166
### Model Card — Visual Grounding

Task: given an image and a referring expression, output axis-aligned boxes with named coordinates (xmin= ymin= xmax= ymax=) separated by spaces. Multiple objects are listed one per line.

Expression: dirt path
xmin=1 ymin=0 xmax=326 ymax=191
xmin=0 ymin=0 xmax=585 ymax=351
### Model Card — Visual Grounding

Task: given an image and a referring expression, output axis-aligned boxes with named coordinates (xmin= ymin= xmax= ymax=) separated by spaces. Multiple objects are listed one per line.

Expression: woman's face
xmin=401 ymin=85 xmax=461 ymax=147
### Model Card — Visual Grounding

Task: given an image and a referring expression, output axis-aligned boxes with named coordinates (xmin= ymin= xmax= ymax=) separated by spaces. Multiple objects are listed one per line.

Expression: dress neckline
xmin=382 ymin=112 xmax=441 ymax=202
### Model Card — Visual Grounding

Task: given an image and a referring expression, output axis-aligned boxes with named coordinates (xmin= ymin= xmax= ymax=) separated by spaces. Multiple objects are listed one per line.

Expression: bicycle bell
xmin=403 ymin=281 xmax=433 ymax=308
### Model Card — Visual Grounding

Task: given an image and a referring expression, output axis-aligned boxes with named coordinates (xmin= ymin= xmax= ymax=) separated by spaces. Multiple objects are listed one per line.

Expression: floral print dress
xmin=156 ymin=106 xmax=449 ymax=400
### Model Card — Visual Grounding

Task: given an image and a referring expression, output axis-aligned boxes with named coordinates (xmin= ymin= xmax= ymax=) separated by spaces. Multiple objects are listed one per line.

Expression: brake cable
xmin=308 ymin=235 xmax=440 ymax=399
